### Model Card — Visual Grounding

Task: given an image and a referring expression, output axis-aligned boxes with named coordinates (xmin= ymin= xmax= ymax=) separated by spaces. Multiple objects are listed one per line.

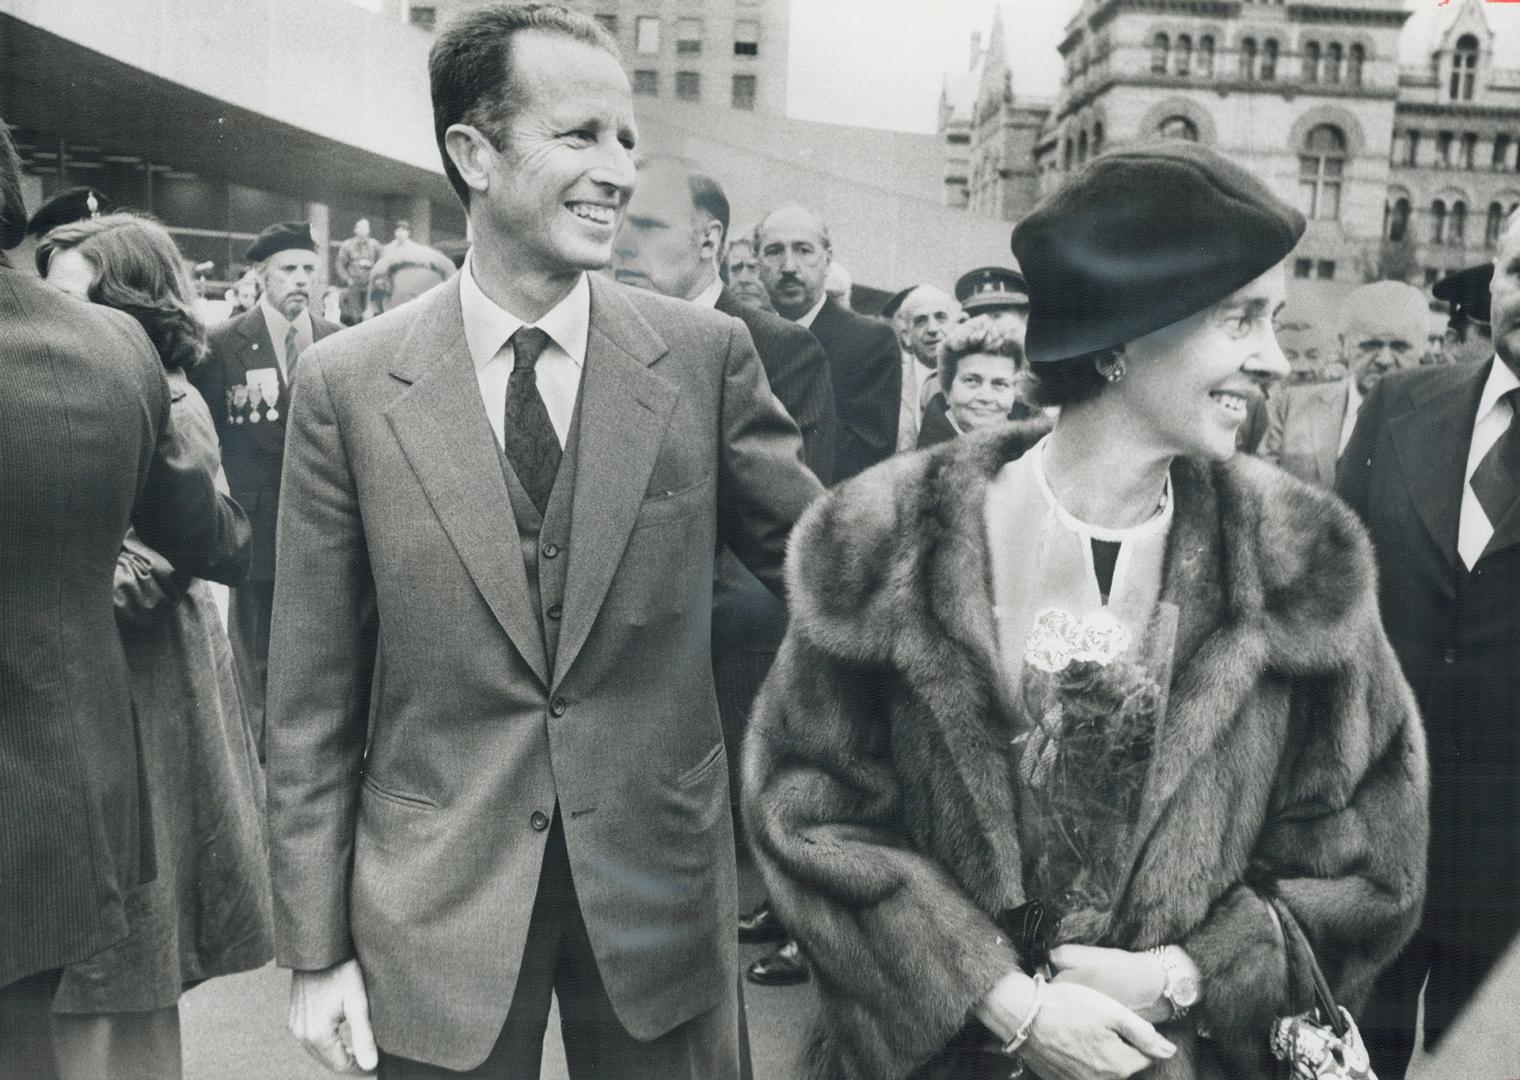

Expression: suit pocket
xmin=361 ymin=772 xmax=437 ymax=811
xmin=672 ymin=741 xmax=725 ymax=790
xmin=635 ymin=474 xmax=713 ymax=527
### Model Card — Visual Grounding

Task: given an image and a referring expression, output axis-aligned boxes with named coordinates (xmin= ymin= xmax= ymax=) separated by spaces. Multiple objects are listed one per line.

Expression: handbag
xmin=1264 ymin=894 xmax=1378 ymax=1080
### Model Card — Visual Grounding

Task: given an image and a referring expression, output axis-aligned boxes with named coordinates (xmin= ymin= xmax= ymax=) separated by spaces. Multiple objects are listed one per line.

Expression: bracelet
xmin=1002 ymin=973 xmax=1048 ymax=1055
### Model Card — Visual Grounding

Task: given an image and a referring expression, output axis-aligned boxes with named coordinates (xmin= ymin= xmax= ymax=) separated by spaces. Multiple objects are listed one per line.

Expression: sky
xmin=784 ymin=0 xmax=1520 ymax=134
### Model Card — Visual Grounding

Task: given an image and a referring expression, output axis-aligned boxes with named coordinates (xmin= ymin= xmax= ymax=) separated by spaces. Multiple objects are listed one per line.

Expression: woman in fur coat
xmin=743 ymin=142 xmax=1428 ymax=1080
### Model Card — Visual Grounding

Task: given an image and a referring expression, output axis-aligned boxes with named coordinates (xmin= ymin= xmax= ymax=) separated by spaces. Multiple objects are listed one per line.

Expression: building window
xmin=636 ymin=16 xmax=660 ymax=54
xmin=1064 ymin=137 xmax=1075 ymax=170
xmin=676 ymin=71 xmax=701 ymax=101
xmin=1461 ymin=133 xmax=1478 ymax=170
xmin=1077 ymin=130 xmax=1090 ymax=165
xmin=1326 ymin=42 xmax=1343 ymax=84
xmin=1431 ymin=199 xmax=1447 ymax=243
xmin=1294 ymin=258 xmax=1313 ymax=279
xmin=1425 ymin=267 xmax=1441 ymax=286
xmin=1404 ymin=130 xmax=1420 ymax=166
xmin=1494 ymin=135 xmax=1512 ymax=171
xmin=1302 ymin=40 xmax=1320 ymax=83
xmin=1348 ymin=44 xmax=1365 ymax=87
xmin=731 ymin=74 xmax=757 ymax=110
xmin=734 ymin=20 xmax=759 ymax=57
xmin=1262 ymin=39 xmax=1279 ymax=81
xmin=676 ymin=18 xmax=701 ymax=54
xmin=1152 ymin=32 xmax=1170 ymax=75
xmin=1158 ymin=115 xmax=1199 ymax=142
xmin=1487 ymin=201 xmax=1505 ymax=245
xmin=1175 ymin=34 xmax=1192 ymax=76
xmin=408 ymin=5 xmax=436 ymax=30
xmin=1450 ymin=200 xmax=1467 ymax=245
xmin=1452 ymin=34 xmax=1478 ymax=102
xmin=1437 ymin=131 xmax=1453 ymax=167
xmin=1298 ymin=124 xmax=1345 ymax=220
xmin=1240 ymin=37 xmax=1257 ymax=80
xmin=633 ymin=69 xmax=659 ymax=96
xmin=594 ymin=13 xmax=618 ymax=36
xmin=1199 ymin=36 xmax=1215 ymax=78
xmin=1388 ymin=197 xmax=1411 ymax=241
xmin=1316 ymin=260 xmax=1336 ymax=280
xmin=1092 ymin=121 xmax=1105 ymax=155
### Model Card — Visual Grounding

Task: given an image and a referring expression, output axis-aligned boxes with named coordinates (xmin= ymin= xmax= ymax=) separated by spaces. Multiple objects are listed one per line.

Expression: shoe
xmin=738 ymin=901 xmax=787 ymax=944
xmin=746 ymin=940 xmax=809 ymax=986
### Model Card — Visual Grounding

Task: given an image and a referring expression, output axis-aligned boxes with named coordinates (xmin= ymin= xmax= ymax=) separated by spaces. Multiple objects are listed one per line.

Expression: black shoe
xmin=746 ymin=940 xmax=809 ymax=986
xmin=738 ymin=902 xmax=787 ymax=944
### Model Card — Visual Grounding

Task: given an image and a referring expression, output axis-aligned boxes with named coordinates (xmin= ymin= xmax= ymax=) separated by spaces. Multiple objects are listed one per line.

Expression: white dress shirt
xmin=897 ymin=352 xmax=938 ymax=451
xmin=259 ymin=299 xmax=314 ymax=384
xmin=460 ymin=255 xmax=589 ymax=450
xmin=795 ymin=293 xmax=828 ymax=329
xmin=1458 ymin=357 xmax=1520 ymax=569
xmin=1336 ymin=381 xmax=1362 ymax=457
xmin=693 ymin=276 xmax=723 ymax=310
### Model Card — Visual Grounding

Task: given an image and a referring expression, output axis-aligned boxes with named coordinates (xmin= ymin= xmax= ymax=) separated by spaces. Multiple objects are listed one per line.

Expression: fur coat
xmin=743 ymin=422 xmax=1428 ymax=1080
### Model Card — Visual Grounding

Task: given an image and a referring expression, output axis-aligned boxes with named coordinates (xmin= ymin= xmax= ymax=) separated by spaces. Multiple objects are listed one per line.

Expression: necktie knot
xmin=512 ymin=327 xmax=551 ymax=373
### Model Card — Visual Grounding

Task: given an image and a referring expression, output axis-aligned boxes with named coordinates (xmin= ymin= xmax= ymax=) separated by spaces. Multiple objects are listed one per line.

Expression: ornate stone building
xmin=946 ymin=0 xmax=1520 ymax=287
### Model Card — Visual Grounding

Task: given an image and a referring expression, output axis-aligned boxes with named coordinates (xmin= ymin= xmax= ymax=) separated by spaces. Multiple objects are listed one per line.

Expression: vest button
xmin=550 ymin=697 xmax=567 ymax=717
xmin=530 ymin=811 xmax=550 ymax=832
xmin=547 ymin=603 xmax=563 ymax=620
xmin=1443 ymin=648 xmax=1457 ymax=664
xmin=542 ymin=543 xmax=560 ymax=559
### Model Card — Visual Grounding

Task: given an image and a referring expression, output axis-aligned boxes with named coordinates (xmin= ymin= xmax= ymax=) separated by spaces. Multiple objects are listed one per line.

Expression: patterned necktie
xmin=502 ymin=326 xmax=561 ymax=516
xmin=1471 ymin=388 xmax=1520 ymax=535
xmin=284 ymin=324 xmax=300 ymax=384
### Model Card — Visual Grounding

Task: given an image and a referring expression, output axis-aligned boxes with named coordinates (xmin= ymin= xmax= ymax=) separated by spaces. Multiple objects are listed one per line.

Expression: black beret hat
xmin=26 ymin=186 xmax=111 ymax=238
xmin=1433 ymin=261 xmax=1492 ymax=325
xmin=246 ymin=221 xmax=317 ymax=263
xmin=955 ymin=265 xmax=1029 ymax=314
xmin=880 ymin=286 xmax=915 ymax=320
xmin=1011 ymin=141 xmax=1306 ymax=364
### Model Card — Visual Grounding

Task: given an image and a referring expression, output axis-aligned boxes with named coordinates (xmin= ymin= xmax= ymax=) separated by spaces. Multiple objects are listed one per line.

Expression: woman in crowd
xmin=917 ymin=314 xmax=1038 ymax=448
xmin=743 ymin=141 xmax=1427 ymax=1080
xmin=38 ymin=213 xmax=272 ymax=1080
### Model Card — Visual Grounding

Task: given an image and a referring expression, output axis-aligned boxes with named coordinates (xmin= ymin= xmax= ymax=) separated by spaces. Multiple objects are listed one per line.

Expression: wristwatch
xmin=1150 ymin=945 xmax=1200 ymax=1020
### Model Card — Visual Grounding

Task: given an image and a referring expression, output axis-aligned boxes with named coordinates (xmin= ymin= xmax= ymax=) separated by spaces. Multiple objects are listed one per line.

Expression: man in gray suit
xmin=1261 ymin=280 xmax=1426 ymax=488
xmin=267 ymin=6 xmax=821 ymax=1079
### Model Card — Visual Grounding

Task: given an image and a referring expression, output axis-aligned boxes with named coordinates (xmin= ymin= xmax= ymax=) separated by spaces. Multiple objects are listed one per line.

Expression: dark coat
xmin=1338 ymin=360 xmax=1520 ymax=966
xmin=191 ymin=306 xmax=340 ymax=580
xmin=807 ymin=296 xmax=901 ymax=482
xmin=0 ymin=267 xmax=250 ymax=987
xmin=915 ymin=393 xmax=1038 ymax=450
xmin=743 ymin=423 xmax=1428 ymax=1080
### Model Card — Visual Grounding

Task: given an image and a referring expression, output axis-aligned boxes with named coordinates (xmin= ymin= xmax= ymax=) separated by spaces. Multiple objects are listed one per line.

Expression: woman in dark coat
xmin=39 ymin=213 xmax=272 ymax=1080
xmin=743 ymin=142 xmax=1427 ymax=1080
xmin=917 ymin=316 xmax=1037 ymax=450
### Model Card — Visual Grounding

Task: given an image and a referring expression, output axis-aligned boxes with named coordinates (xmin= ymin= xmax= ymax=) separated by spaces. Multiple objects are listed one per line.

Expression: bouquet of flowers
xmin=1013 ymin=603 xmax=1178 ymax=947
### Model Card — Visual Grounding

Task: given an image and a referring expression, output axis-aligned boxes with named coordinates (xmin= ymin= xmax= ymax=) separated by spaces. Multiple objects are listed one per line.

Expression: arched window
xmin=1152 ymin=32 xmax=1170 ymax=75
xmin=1077 ymin=129 xmax=1090 ymax=165
xmin=1487 ymin=201 xmax=1505 ymax=245
xmin=1240 ymin=37 xmax=1258 ymax=80
xmin=1452 ymin=34 xmax=1478 ymax=101
xmin=1262 ymin=39 xmax=1279 ymax=81
xmin=1092 ymin=121 xmax=1105 ymax=155
xmin=1298 ymin=124 xmax=1345 ymax=220
xmin=1199 ymin=36 xmax=1216 ymax=78
xmin=1064 ymin=136 xmax=1074 ymax=171
xmin=1302 ymin=40 xmax=1321 ymax=83
xmin=1158 ymin=115 xmax=1200 ymax=141
xmin=1348 ymin=44 xmax=1365 ymax=88
xmin=1388 ymin=197 xmax=1411 ymax=242
xmin=1461 ymin=133 xmax=1478 ymax=170
xmin=1494 ymin=135 xmax=1512 ymax=171
xmin=1176 ymin=34 xmax=1193 ymax=76
xmin=1326 ymin=42 xmax=1344 ymax=84
xmin=1431 ymin=199 xmax=1448 ymax=243
xmin=1451 ymin=200 xmax=1467 ymax=245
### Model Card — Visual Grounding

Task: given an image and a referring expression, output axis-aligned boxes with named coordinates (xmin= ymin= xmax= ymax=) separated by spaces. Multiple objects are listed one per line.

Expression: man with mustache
xmin=1261 ymin=279 xmax=1425 ymax=488
xmin=190 ymin=221 xmax=340 ymax=758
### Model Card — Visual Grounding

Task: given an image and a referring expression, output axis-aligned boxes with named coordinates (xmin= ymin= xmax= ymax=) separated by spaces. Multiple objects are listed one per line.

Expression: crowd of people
xmin=2 ymin=3 xmax=1517 ymax=1080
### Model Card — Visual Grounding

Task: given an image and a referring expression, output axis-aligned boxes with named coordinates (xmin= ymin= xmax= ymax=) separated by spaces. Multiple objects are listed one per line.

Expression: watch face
xmin=1173 ymin=973 xmax=1200 ymax=1009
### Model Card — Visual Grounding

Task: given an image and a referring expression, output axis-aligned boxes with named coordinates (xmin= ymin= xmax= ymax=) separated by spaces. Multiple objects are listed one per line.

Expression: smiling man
xmin=265 ymin=6 xmax=820 ymax=1080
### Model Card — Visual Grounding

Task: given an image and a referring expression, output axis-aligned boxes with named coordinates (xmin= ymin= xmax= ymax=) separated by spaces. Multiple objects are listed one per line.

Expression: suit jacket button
xmin=547 ymin=603 xmax=563 ymax=620
xmin=550 ymin=697 xmax=567 ymax=717
xmin=530 ymin=811 xmax=550 ymax=831
xmin=542 ymin=543 xmax=560 ymax=559
xmin=1443 ymin=648 xmax=1457 ymax=664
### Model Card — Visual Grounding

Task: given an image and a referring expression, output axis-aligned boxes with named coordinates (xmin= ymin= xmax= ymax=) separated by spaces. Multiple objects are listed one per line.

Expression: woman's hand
xmin=1048 ymin=943 xmax=1173 ymax=1024
xmin=977 ymin=973 xmax=1175 ymax=1080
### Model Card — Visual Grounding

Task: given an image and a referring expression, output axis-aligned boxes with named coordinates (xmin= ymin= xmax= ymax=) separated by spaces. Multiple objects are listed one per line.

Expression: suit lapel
xmin=1391 ymin=364 xmax=1487 ymax=571
xmin=553 ymin=277 xmax=676 ymax=686
xmin=1314 ymin=382 xmax=1350 ymax=487
xmin=383 ymin=279 xmax=551 ymax=686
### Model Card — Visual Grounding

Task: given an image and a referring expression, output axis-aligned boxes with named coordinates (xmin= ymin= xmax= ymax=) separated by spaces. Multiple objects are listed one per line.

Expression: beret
xmin=27 ymin=186 xmax=111 ymax=238
xmin=1011 ymin=140 xmax=1306 ymax=364
xmin=246 ymin=221 xmax=316 ymax=263
xmin=879 ymin=286 xmax=915 ymax=320
xmin=955 ymin=265 xmax=1028 ymax=314
xmin=1433 ymin=261 xmax=1492 ymax=325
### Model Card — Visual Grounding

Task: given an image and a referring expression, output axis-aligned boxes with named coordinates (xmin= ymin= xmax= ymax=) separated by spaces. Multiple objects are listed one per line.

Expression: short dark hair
xmin=638 ymin=155 xmax=730 ymax=246
xmin=1025 ymin=347 xmax=1112 ymax=408
xmin=429 ymin=3 xmax=619 ymax=206
xmin=0 ymin=119 xmax=25 ymax=252
xmin=36 ymin=212 xmax=208 ymax=371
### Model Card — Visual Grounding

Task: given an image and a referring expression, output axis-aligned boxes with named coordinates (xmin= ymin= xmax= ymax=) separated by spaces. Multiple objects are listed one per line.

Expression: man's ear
xmin=444 ymin=124 xmax=496 ymax=195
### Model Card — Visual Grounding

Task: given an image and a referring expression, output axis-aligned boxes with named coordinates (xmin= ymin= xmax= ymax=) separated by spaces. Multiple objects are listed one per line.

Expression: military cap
xmin=1011 ymin=141 xmax=1306 ymax=364
xmin=246 ymin=221 xmax=317 ymax=263
xmin=955 ymin=266 xmax=1029 ymax=315
xmin=26 ymin=186 xmax=111 ymax=238
xmin=1433 ymin=261 xmax=1492 ymax=326
xmin=880 ymin=286 xmax=915 ymax=321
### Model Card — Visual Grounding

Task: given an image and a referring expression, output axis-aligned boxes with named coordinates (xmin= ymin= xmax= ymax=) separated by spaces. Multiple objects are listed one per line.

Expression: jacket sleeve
xmin=832 ymin=321 xmax=903 ymax=483
xmin=265 ymin=349 xmax=377 ymax=970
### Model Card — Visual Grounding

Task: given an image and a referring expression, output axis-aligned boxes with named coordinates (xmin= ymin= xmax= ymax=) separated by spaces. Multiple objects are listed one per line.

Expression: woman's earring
xmin=1096 ymin=353 xmax=1126 ymax=383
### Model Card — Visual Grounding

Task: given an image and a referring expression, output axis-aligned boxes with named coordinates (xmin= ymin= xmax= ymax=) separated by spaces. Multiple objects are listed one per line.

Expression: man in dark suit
xmin=0 ymin=119 xmax=249 ymax=1079
xmin=268 ymin=8 xmax=821 ymax=1078
xmin=1339 ymin=214 xmax=1520 ymax=1077
xmin=190 ymin=222 xmax=340 ymax=757
xmin=755 ymin=204 xmax=901 ymax=482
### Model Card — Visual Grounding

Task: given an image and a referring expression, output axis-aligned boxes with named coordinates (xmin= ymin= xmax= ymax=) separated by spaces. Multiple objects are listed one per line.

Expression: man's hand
xmin=289 ymin=959 xmax=379 ymax=1074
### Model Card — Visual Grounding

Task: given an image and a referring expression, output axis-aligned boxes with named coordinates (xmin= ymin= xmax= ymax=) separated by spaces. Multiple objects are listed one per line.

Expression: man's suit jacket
xmin=1260 ymin=378 xmax=1351 ymax=488
xmin=0 ymin=266 xmax=250 ymax=988
xmin=806 ymin=295 xmax=901 ymax=482
xmin=266 ymin=274 xmax=822 ymax=1070
xmin=191 ymin=306 xmax=340 ymax=580
xmin=1338 ymin=359 xmax=1520 ymax=963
